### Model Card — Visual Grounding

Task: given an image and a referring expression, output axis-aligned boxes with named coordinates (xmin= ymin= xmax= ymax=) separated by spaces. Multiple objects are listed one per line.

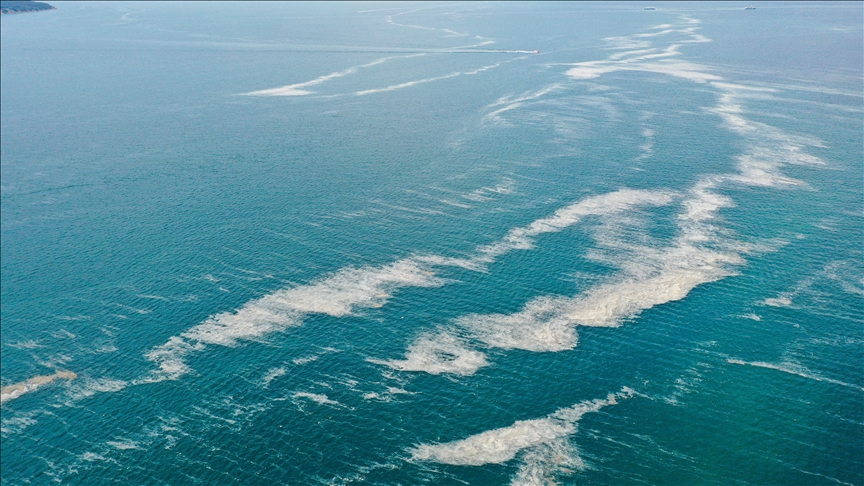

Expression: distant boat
xmin=533 ymin=49 xmax=540 ymax=54
xmin=745 ymin=5 xmax=756 ymax=9
xmin=644 ymin=6 xmax=656 ymax=10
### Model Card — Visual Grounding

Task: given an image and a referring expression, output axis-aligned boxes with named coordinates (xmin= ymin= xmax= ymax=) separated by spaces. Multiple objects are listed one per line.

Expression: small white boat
xmin=745 ymin=5 xmax=756 ymax=9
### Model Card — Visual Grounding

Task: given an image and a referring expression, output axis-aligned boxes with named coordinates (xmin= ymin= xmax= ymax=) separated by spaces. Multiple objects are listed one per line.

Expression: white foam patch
xmin=0 ymin=412 xmax=38 ymax=435
xmin=461 ymin=245 xmax=737 ymax=355
xmin=7 ymin=340 xmax=43 ymax=350
xmin=1 ymin=371 xmax=77 ymax=405
xmin=510 ymin=438 xmax=584 ymax=486
xmin=150 ymin=190 xmax=672 ymax=381
xmin=146 ymin=12 xmax=827 ymax=389
xmin=484 ymin=84 xmax=565 ymax=125
xmin=79 ymin=452 xmax=109 ymax=462
xmin=564 ymin=18 xmax=717 ymax=85
xmin=394 ymin=171 xmax=754 ymax=374
xmin=462 ymin=178 xmax=516 ymax=202
xmin=106 ymin=438 xmax=143 ymax=451
xmin=709 ymin=86 xmax=825 ymax=189
xmin=65 ymin=378 xmax=127 ymax=402
xmin=368 ymin=332 xmax=488 ymax=376
xmin=361 ymin=385 xmax=415 ymax=402
xmin=292 ymin=356 xmax=318 ymax=365
xmin=562 ymin=246 xmax=738 ymax=327
xmin=416 ymin=14 xmax=826 ymax=371
xmin=273 ymin=259 xmax=445 ymax=316
xmin=414 ymin=418 xmax=575 ymax=466
xmin=477 ymin=189 xmax=674 ymax=261
xmin=261 ymin=367 xmax=287 ymax=387
xmin=460 ymin=298 xmax=577 ymax=352
xmin=476 ymin=176 xmax=741 ymax=340
xmin=763 ymin=297 xmax=793 ymax=307
xmin=727 ymin=359 xmax=864 ymax=391
xmin=143 ymin=258 xmax=445 ymax=381
xmin=412 ymin=389 xmax=632 ymax=467
xmin=292 ymin=391 xmax=342 ymax=407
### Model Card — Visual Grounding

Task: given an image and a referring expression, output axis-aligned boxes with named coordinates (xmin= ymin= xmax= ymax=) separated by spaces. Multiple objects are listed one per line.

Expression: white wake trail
xmin=242 ymin=55 xmax=424 ymax=96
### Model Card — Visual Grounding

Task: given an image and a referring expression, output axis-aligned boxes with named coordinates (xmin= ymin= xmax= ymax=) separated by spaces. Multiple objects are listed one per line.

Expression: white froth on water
xmin=1 ymin=371 xmax=77 ymax=405
xmin=275 ymin=259 xmax=445 ymax=316
xmin=148 ymin=188 xmax=671 ymax=381
xmin=460 ymin=298 xmax=578 ymax=352
xmin=564 ymin=20 xmax=715 ymax=84
xmin=727 ymin=359 xmax=864 ymax=391
xmin=414 ymin=418 xmax=575 ymax=466
xmin=510 ymin=438 xmax=584 ymax=486
xmin=412 ymin=389 xmax=632 ymax=470
xmin=143 ymin=258 xmax=445 ymax=381
xmin=261 ymin=367 xmax=287 ymax=388
xmin=106 ymin=438 xmax=143 ymax=451
xmin=243 ymin=55 xmax=423 ymax=96
xmin=292 ymin=392 xmax=343 ymax=407
xmin=462 ymin=177 xmax=516 ymax=202
xmin=763 ymin=296 xmax=793 ymax=307
xmin=65 ymin=378 xmax=128 ymax=403
xmin=356 ymin=72 xmax=462 ymax=96
xmin=0 ymin=412 xmax=38 ymax=435
xmin=388 ymin=13 xmax=827 ymax=376
xmin=368 ymin=332 xmax=488 ymax=376
xmin=355 ymin=56 xmax=525 ymax=96
xmin=392 ymin=181 xmax=741 ymax=374
xmin=484 ymin=84 xmax=565 ymax=125
xmin=463 ymin=173 xmax=742 ymax=351
xmin=79 ymin=452 xmax=109 ymax=462
xmin=476 ymin=189 xmax=674 ymax=261
xmin=292 ymin=355 xmax=318 ymax=365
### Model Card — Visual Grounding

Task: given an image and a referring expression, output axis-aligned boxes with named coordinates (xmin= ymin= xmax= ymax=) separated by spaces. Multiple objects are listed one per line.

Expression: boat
xmin=645 ymin=6 xmax=656 ymax=10
xmin=533 ymin=49 xmax=540 ymax=54
xmin=745 ymin=5 xmax=756 ymax=9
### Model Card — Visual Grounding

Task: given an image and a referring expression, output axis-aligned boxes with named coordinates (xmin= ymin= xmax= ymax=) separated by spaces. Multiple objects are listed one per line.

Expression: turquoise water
xmin=1 ymin=2 xmax=862 ymax=484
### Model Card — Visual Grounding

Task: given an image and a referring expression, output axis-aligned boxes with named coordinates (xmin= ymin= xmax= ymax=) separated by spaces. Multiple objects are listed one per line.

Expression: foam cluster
xmin=412 ymin=389 xmax=634 ymax=483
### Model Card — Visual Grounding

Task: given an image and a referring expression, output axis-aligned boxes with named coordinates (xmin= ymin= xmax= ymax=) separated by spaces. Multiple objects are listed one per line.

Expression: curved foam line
xmin=411 ymin=388 xmax=633 ymax=466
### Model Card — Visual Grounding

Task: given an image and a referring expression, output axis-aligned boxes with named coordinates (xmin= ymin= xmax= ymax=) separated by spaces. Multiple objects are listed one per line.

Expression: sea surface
xmin=1 ymin=2 xmax=862 ymax=484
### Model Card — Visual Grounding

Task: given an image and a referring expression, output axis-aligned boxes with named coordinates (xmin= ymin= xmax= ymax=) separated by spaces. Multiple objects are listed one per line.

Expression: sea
xmin=1 ymin=2 xmax=862 ymax=484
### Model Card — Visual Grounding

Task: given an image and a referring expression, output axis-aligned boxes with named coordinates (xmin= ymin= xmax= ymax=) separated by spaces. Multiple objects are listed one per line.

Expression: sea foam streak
xmin=243 ymin=55 xmax=423 ymax=96
xmin=412 ymin=388 xmax=633 ymax=484
xmin=403 ymin=188 xmax=740 ymax=375
xmin=1 ymin=371 xmax=77 ymax=405
xmin=355 ymin=56 xmax=527 ymax=96
xmin=476 ymin=189 xmax=674 ymax=262
xmin=143 ymin=259 xmax=444 ymax=381
xmin=146 ymin=189 xmax=665 ymax=381
xmin=370 ymin=189 xmax=674 ymax=374
xmin=368 ymin=331 xmax=488 ymax=376
xmin=727 ymin=359 xmax=864 ymax=391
